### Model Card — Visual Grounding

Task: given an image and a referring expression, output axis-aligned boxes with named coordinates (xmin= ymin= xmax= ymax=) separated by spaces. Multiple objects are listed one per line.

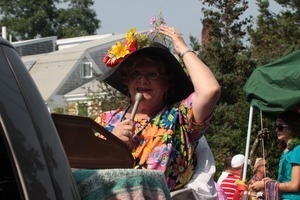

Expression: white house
xmin=18 ymin=33 xmax=129 ymax=112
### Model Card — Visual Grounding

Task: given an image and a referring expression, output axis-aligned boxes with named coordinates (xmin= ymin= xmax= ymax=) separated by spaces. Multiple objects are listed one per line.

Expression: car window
xmin=0 ymin=123 xmax=22 ymax=199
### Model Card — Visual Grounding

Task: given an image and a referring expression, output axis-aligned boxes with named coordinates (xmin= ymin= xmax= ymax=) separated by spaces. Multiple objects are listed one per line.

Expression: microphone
xmin=130 ymin=92 xmax=143 ymax=121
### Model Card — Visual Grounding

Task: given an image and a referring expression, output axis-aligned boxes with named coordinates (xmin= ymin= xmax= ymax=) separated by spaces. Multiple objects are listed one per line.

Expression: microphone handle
xmin=130 ymin=100 xmax=140 ymax=121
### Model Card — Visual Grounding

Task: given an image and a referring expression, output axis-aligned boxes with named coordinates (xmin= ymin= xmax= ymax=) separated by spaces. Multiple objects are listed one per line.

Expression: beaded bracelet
xmin=179 ymin=49 xmax=195 ymax=58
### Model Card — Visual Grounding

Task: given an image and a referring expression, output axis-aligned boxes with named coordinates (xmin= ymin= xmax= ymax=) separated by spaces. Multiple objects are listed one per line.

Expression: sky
xmin=93 ymin=0 xmax=282 ymax=43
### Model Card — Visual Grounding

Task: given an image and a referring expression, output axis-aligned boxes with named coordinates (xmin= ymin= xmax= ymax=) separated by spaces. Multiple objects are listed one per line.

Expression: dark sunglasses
xmin=275 ymin=124 xmax=288 ymax=131
xmin=128 ymin=71 xmax=160 ymax=80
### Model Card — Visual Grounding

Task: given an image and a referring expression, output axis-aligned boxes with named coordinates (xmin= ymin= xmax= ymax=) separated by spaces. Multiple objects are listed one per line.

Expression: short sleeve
xmin=180 ymin=92 xmax=212 ymax=132
xmin=290 ymin=145 xmax=300 ymax=165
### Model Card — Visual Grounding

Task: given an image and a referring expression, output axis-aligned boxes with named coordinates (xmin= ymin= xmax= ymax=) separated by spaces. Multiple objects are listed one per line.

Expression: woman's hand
xmin=159 ymin=25 xmax=221 ymax=125
xmin=250 ymin=178 xmax=272 ymax=191
xmin=112 ymin=119 xmax=135 ymax=145
xmin=250 ymin=180 xmax=265 ymax=191
xmin=158 ymin=25 xmax=189 ymax=56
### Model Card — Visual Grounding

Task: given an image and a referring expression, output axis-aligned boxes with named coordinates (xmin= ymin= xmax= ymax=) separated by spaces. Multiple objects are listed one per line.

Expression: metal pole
xmin=2 ymin=26 xmax=7 ymax=40
xmin=243 ymin=105 xmax=253 ymax=180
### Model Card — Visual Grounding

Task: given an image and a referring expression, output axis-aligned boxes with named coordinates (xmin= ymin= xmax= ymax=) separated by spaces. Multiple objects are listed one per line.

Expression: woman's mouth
xmin=137 ymin=87 xmax=152 ymax=92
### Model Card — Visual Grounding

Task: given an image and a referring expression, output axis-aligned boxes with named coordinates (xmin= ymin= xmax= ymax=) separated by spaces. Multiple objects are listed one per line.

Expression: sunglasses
xmin=128 ymin=71 xmax=160 ymax=80
xmin=275 ymin=124 xmax=289 ymax=131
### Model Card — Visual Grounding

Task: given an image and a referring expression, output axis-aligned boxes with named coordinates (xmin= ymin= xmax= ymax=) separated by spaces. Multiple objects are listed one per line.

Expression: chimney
xmin=2 ymin=26 xmax=7 ymax=40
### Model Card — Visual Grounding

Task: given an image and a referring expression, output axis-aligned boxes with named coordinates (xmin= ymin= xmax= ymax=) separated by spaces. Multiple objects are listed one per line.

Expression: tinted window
xmin=0 ymin=124 xmax=21 ymax=199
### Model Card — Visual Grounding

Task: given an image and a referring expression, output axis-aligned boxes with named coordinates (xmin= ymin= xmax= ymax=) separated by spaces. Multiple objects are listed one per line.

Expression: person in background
xmin=95 ymin=22 xmax=221 ymax=192
xmin=250 ymin=111 xmax=300 ymax=199
xmin=220 ymin=154 xmax=245 ymax=200
xmin=217 ymin=155 xmax=233 ymax=185
xmin=248 ymin=158 xmax=268 ymax=199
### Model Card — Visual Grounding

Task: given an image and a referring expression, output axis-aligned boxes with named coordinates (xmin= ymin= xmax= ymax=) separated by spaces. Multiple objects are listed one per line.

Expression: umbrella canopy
xmin=242 ymin=50 xmax=300 ymax=180
xmin=243 ymin=50 xmax=300 ymax=115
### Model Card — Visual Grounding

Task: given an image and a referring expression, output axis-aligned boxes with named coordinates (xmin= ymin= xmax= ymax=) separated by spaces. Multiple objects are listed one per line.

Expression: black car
xmin=0 ymin=37 xmax=81 ymax=199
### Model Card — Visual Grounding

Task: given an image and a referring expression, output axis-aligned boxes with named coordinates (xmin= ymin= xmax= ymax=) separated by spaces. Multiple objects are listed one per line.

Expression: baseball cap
xmin=231 ymin=154 xmax=245 ymax=168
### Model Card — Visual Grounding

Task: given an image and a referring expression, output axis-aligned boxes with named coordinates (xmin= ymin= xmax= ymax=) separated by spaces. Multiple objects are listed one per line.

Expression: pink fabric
xmin=265 ymin=180 xmax=280 ymax=200
xmin=215 ymin=182 xmax=227 ymax=200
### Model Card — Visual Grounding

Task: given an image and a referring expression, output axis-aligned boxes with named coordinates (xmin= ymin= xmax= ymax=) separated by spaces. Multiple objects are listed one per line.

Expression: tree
xmin=198 ymin=0 xmax=300 ymax=180
xmin=0 ymin=0 xmax=59 ymax=40
xmin=56 ymin=0 xmax=100 ymax=38
xmin=197 ymin=0 xmax=258 ymax=180
xmin=0 ymin=0 xmax=100 ymax=40
xmin=248 ymin=0 xmax=300 ymax=65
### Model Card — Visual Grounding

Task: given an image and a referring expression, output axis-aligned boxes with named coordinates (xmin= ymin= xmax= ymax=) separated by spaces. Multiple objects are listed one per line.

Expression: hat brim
xmin=103 ymin=46 xmax=194 ymax=105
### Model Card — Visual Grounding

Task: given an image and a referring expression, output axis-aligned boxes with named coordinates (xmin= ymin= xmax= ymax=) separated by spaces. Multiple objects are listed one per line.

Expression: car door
xmin=0 ymin=38 xmax=80 ymax=199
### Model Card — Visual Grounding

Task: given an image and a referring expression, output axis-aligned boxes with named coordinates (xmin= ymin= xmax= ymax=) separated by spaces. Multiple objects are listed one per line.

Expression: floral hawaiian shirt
xmin=95 ymin=93 xmax=210 ymax=191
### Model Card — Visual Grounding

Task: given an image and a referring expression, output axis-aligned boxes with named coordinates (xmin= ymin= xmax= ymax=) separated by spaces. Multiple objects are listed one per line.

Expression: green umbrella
xmin=241 ymin=50 xmax=300 ymax=180
xmin=243 ymin=50 xmax=300 ymax=115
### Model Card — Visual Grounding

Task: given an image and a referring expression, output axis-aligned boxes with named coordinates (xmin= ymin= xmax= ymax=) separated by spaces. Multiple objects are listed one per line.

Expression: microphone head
xmin=135 ymin=92 xmax=143 ymax=102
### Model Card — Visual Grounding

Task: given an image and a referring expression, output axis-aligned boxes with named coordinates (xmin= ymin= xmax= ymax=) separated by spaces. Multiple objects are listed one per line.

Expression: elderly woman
xmin=96 ymin=25 xmax=221 ymax=191
xmin=250 ymin=111 xmax=300 ymax=199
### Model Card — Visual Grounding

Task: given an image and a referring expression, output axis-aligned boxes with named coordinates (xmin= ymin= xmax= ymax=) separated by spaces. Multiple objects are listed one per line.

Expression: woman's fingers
xmin=111 ymin=119 xmax=134 ymax=144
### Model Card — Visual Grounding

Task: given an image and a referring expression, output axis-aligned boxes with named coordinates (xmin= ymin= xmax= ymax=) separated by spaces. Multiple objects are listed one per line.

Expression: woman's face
xmin=275 ymin=118 xmax=292 ymax=141
xmin=127 ymin=64 xmax=169 ymax=106
xmin=256 ymin=161 xmax=269 ymax=176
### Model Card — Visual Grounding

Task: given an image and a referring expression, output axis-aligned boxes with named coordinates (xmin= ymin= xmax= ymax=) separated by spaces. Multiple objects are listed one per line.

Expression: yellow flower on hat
xmin=103 ymin=28 xmax=139 ymax=67
xmin=110 ymin=41 xmax=129 ymax=59
xmin=126 ymin=28 xmax=136 ymax=43
xmin=102 ymin=12 xmax=168 ymax=68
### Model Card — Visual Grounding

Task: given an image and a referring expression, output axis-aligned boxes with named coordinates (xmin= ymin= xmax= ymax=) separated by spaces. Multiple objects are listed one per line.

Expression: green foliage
xmin=0 ymin=0 xmax=100 ymax=40
xmin=53 ymin=107 xmax=64 ymax=114
xmin=0 ymin=0 xmax=59 ymax=39
xmin=197 ymin=0 xmax=255 ymax=181
xmin=200 ymin=0 xmax=256 ymax=104
xmin=248 ymin=0 xmax=300 ymax=65
xmin=198 ymin=0 xmax=294 ymax=182
xmin=85 ymin=82 xmax=129 ymax=115
xmin=77 ymin=102 xmax=89 ymax=116
xmin=56 ymin=0 xmax=100 ymax=38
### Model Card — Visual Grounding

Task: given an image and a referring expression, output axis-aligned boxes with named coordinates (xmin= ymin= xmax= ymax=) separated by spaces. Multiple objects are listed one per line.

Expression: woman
xmin=96 ymin=25 xmax=221 ymax=191
xmin=250 ymin=111 xmax=300 ymax=199
xmin=248 ymin=158 xmax=268 ymax=199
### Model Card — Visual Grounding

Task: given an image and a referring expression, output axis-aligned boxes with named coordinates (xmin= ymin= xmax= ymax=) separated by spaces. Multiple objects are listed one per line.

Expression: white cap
xmin=231 ymin=154 xmax=245 ymax=168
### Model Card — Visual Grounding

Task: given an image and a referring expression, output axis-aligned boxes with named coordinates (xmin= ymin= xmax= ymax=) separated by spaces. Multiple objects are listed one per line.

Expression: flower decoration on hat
xmin=103 ymin=12 xmax=168 ymax=68
xmin=148 ymin=11 xmax=168 ymax=43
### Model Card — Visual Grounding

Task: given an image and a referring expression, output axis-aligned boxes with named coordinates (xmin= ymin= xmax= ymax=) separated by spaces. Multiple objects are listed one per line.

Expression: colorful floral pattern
xmin=95 ymin=93 xmax=210 ymax=191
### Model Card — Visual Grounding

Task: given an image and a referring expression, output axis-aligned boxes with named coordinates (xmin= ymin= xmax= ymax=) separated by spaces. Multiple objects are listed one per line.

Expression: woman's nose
xmin=137 ymin=76 xmax=150 ymax=83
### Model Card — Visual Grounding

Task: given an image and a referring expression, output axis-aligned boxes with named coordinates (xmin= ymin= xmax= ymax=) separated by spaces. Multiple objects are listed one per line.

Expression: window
xmin=81 ymin=62 xmax=93 ymax=79
xmin=0 ymin=124 xmax=22 ymax=199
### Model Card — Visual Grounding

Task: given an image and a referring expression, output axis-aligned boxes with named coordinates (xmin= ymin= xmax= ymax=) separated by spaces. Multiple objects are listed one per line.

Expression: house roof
xmin=57 ymin=34 xmax=113 ymax=50
xmin=21 ymin=33 xmax=128 ymax=103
